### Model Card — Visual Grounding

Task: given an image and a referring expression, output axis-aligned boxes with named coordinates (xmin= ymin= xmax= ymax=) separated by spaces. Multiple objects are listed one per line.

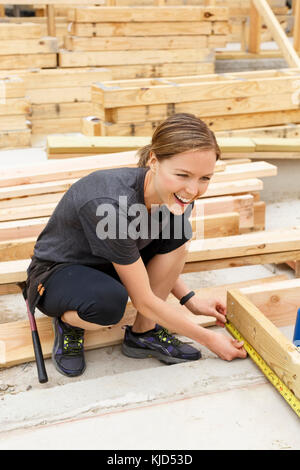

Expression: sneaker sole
xmin=122 ymin=343 xmax=201 ymax=365
xmin=51 ymin=320 xmax=86 ymax=378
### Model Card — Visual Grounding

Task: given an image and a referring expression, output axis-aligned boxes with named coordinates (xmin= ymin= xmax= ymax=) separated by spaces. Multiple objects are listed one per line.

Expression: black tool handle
xmin=31 ymin=330 xmax=48 ymax=384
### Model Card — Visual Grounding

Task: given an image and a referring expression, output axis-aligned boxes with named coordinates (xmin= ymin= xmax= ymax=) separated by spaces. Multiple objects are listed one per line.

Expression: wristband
xmin=179 ymin=290 xmax=195 ymax=305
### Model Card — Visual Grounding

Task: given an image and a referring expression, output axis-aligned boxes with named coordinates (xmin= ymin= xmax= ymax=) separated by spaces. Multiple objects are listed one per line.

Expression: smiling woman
xmin=26 ymin=112 xmax=247 ymax=381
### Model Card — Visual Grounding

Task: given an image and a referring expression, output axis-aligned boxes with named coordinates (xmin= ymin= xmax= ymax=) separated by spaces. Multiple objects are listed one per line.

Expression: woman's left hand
xmin=185 ymin=295 xmax=227 ymax=327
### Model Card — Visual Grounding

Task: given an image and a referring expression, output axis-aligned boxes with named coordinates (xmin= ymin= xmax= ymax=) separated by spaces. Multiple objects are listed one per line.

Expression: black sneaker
xmin=122 ymin=324 xmax=201 ymax=365
xmin=52 ymin=317 xmax=86 ymax=377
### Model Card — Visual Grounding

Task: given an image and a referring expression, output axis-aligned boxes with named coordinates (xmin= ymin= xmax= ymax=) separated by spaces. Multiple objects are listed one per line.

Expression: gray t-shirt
xmin=34 ymin=167 xmax=193 ymax=266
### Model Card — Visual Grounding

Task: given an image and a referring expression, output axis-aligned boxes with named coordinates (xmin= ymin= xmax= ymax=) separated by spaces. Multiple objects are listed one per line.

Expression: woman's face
xmin=149 ymin=149 xmax=217 ymax=215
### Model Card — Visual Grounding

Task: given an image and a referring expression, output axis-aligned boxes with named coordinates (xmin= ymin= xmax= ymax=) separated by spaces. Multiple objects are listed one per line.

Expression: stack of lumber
xmin=0 ymin=22 xmax=58 ymax=70
xmin=90 ymin=68 xmax=300 ymax=136
xmin=46 ymin=134 xmax=300 ymax=160
xmin=0 ymin=76 xmax=31 ymax=149
xmin=0 ymin=67 xmax=111 ymax=135
xmin=60 ymin=5 xmax=230 ymax=79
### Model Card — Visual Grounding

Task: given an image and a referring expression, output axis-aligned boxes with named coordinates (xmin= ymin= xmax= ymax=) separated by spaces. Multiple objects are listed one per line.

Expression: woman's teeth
xmin=174 ymin=193 xmax=191 ymax=204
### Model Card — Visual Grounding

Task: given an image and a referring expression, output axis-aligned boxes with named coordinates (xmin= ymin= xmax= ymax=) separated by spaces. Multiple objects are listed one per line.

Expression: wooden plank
xmin=253 ymin=200 xmax=265 ymax=231
xmin=0 ymin=98 xmax=30 ymax=116
xmin=194 ymin=194 xmax=254 ymax=229
xmin=108 ymin=63 xmax=215 ymax=80
xmin=92 ymin=74 xmax=300 ymax=109
xmin=70 ymin=21 xmax=213 ymax=37
xmin=47 ymin=135 xmax=151 ymax=155
xmin=294 ymin=0 xmax=300 ymax=53
xmin=216 ymin=124 xmax=300 ymax=139
xmin=0 ymin=217 xmax=49 ymax=241
xmin=0 ymin=129 xmax=31 ymax=149
xmin=0 ymin=23 xmax=42 ymax=40
xmin=0 ymin=37 xmax=58 ymax=55
xmin=240 ymin=278 xmax=300 ymax=327
xmin=249 ymin=0 xmax=262 ymax=53
xmin=0 ymin=77 xmax=25 ymax=99
xmin=0 ymin=67 xmax=112 ymax=89
xmin=31 ymin=117 xmax=82 ymax=135
xmin=187 ymin=228 xmax=300 ymax=262
xmin=102 ymin=92 xmax=299 ymax=124
xmin=0 ymin=203 xmax=57 ymax=222
xmin=184 ymin=250 xmax=300 ymax=272
xmin=192 ymin=212 xmax=240 ymax=238
xmin=227 ymin=289 xmax=300 ymax=400
xmin=0 ymin=116 xmax=28 ymax=132
xmin=0 ymin=259 xmax=29 ymax=284
xmin=46 ymin=4 xmax=56 ymax=37
xmin=27 ymin=87 xmax=91 ymax=104
xmin=68 ymin=6 xmax=229 ymax=23
xmin=201 ymin=109 xmax=300 ymax=132
xmin=0 ymin=275 xmax=289 ymax=368
xmin=253 ymin=0 xmax=300 ymax=67
xmin=31 ymin=102 xmax=93 ymax=119
xmin=0 ymin=54 xmax=57 ymax=70
xmin=59 ymin=49 xmax=213 ymax=68
xmin=252 ymin=137 xmax=300 ymax=152
xmin=65 ymin=35 xmax=209 ymax=51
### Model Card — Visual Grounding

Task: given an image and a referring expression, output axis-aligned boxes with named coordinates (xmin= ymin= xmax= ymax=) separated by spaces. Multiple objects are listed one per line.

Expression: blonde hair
xmin=137 ymin=113 xmax=220 ymax=167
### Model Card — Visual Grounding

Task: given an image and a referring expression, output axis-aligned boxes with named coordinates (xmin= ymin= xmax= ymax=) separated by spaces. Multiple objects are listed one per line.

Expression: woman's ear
xmin=148 ymin=151 xmax=158 ymax=174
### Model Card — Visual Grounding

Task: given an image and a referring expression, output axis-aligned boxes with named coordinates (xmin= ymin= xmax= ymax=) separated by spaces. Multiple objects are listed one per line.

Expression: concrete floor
xmin=1 ymin=104 xmax=300 ymax=448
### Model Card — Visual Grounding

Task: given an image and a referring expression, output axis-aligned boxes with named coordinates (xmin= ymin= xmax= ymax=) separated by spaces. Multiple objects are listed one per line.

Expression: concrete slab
xmin=1 ymin=381 xmax=299 ymax=450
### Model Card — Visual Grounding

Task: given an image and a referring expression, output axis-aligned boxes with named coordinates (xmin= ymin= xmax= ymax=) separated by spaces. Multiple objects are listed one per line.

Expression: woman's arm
xmin=113 ymin=258 xmax=247 ymax=361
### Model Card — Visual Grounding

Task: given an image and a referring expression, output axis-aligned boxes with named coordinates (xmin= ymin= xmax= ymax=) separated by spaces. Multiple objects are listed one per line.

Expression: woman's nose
xmin=185 ymin=181 xmax=199 ymax=197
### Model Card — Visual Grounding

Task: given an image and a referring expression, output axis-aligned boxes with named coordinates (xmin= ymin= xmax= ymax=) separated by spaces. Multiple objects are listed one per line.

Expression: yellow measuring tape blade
xmin=225 ymin=320 xmax=300 ymax=419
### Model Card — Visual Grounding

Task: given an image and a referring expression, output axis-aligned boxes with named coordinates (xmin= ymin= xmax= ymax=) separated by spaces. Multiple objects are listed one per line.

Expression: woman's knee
xmin=78 ymin=283 xmax=128 ymax=326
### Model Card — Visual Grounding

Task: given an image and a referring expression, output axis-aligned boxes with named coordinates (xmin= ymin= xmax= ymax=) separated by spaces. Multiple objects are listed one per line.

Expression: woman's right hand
xmin=206 ymin=331 xmax=247 ymax=361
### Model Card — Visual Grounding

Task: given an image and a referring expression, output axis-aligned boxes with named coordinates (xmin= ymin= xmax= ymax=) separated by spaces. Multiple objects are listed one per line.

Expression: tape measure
xmin=225 ymin=320 xmax=300 ymax=419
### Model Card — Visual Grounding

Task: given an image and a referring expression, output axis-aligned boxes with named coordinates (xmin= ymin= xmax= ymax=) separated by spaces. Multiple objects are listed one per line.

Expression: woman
xmin=26 ymin=113 xmax=247 ymax=378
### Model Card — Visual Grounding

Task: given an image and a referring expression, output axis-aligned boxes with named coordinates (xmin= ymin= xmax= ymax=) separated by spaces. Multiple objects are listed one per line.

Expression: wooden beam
xmin=249 ymin=0 xmax=262 ymax=53
xmin=184 ymin=250 xmax=300 ymax=273
xmin=46 ymin=5 xmax=56 ymax=37
xmin=252 ymin=0 xmax=300 ymax=67
xmin=187 ymin=228 xmax=300 ymax=262
xmin=68 ymin=6 xmax=229 ymax=23
xmin=227 ymin=289 xmax=300 ymax=400
xmin=294 ymin=0 xmax=300 ymax=53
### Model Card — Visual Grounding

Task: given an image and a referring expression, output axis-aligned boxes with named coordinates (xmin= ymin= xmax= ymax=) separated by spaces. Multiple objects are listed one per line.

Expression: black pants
xmin=37 ymin=236 xmax=188 ymax=326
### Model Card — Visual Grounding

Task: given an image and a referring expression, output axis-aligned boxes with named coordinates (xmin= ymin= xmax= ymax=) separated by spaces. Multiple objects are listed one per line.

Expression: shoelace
xmin=63 ymin=329 xmax=84 ymax=355
xmin=154 ymin=327 xmax=182 ymax=346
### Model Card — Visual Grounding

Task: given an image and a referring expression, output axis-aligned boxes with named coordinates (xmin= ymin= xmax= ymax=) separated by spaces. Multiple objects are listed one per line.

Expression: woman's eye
xmin=176 ymin=174 xmax=188 ymax=177
xmin=201 ymin=177 xmax=211 ymax=181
